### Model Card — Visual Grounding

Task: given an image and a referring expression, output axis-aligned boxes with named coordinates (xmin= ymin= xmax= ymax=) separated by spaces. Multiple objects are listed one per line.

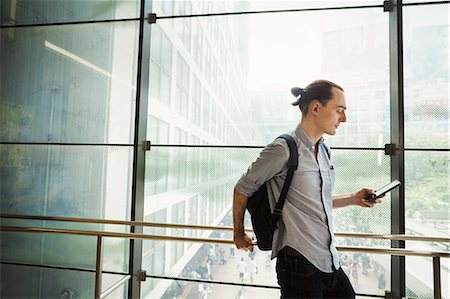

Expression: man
xmin=233 ymin=80 xmax=382 ymax=298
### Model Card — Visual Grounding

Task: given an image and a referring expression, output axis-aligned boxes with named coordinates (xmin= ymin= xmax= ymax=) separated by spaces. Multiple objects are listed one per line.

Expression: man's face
xmin=316 ymin=87 xmax=347 ymax=136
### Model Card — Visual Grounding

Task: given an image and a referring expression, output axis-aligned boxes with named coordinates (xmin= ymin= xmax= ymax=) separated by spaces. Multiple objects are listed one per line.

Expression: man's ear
xmin=311 ymin=101 xmax=320 ymax=115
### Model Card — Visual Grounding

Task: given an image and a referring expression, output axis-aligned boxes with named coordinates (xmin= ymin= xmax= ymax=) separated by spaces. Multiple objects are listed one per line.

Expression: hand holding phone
xmin=365 ymin=180 xmax=401 ymax=203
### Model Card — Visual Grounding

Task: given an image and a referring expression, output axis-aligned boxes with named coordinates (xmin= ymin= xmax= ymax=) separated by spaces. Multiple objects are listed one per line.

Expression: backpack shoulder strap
xmin=320 ymin=142 xmax=331 ymax=159
xmin=272 ymin=134 xmax=298 ymax=220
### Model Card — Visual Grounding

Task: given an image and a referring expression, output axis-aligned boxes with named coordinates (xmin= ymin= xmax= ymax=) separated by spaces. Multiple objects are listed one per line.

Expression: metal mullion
xmin=95 ymin=236 xmax=104 ymax=299
xmin=0 ymin=18 xmax=140 ymax=29
xmin=0 ymin=142 xmax=133 ymax=147
xmin=388 ymin=0 xmax=406 ymax=298
xmin=154 ymin=4 xmax=384 ymax=20
xmin=433 ymin=256 xmax=442 ymax=299
xmin=148 ymin=144 xmax=386 ymax=150
xmin=128 ymin=0 xmax=153 ymax=297
xmin=405 ymin=148 xmax=450 ymax=151
xmin=403 ymin=0 xmax=450 ymax=6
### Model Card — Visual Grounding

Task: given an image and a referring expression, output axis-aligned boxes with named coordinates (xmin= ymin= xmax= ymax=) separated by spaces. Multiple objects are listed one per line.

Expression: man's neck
xmin=300 ymin=120 xmax=322 ymax=144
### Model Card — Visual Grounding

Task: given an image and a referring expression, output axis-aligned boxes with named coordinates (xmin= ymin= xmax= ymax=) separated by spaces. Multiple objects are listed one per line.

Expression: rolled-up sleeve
xmin=235 ymin=140 xmax=289 ymax=197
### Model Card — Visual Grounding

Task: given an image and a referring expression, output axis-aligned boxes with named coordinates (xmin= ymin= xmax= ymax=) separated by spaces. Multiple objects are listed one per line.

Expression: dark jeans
xmin=276 ymin=248 xmax=355 ymax=299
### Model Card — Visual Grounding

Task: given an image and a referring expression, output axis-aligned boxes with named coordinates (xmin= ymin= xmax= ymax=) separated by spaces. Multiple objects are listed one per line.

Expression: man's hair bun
xmin=291 ymin=87 xmax=305 ymax=106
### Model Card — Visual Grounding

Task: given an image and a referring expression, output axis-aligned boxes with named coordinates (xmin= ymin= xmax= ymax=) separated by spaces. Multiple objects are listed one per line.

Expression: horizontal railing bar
xmin=2 ymin=226 xmax=449 ymax=258
xmin=0 ymin=214 xmax=247 ymax=232
xmin=337 ymin=246 xmax=449 ymax=258
xmin=0 ymin=226 xmax=233 ymax=244
xmin=335 ymin=232 xmax=449 ymax=243
xmin=2 ymin=214 xmax=448 ymax=243
xmin=100 ymin=275 xmax=131 ymax=299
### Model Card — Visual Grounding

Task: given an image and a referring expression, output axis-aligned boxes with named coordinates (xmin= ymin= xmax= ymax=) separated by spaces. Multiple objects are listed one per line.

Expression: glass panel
xmin=152 ymin=0 xmax=381 ymax=17
xmin=405 ymin=151 xmax=449 ymax=224
xmin=144 ymin=147 xmax=260 ymax=212
xmin=0 ymin=22 xmax=138 ymax=144
xmin=141 ymin=248 xmax=281 ymax=298
xmin=0 ymin=263 xmax=128 ymax=298
xmin=339 ymin=252 xmax=391 ymax=297
xmin=141 ymin=243 xmax=393 ymax=298
xmin=405 ymin=151 xmax=450 ymax=298
xmin=147 ymin=8 xmax=388 ymax=147
xmin=333 ymin=149 xmax=391 ymax=296
xmin=0 ymin=0 xmax=139 ymax=26
xmin=333 ymin=150 xmax=391 ymax=234
xmin=0 ymin=144 xmax=133 ymax=219
xmin=403 ymin=4 xmax=449 ymax=149
xmin=1 ymin=230 xmax=129 ymax=273
xmin=1 ymin=263 xmax=95 ymax=298
xmin=405 ymin=249 xmax=449 ymax=298
xmin=143 ymin=146 xmax=392 ymax=296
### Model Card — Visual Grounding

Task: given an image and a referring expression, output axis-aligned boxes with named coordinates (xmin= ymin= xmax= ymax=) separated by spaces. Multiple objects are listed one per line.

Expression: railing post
xmin=95 ymin=236 xmax=103 ymax=299
xmin=433 ymin=256 xmax=442 ymax=299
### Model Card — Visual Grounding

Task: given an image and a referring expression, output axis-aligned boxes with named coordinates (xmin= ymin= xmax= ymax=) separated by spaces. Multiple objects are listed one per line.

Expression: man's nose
xmin=341 ymin=111 xmax=347 ymax=122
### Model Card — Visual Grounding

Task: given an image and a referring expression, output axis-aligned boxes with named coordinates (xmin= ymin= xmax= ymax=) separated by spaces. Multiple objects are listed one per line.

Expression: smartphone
xmin=365 ymin=180 xmax=401 ymax=203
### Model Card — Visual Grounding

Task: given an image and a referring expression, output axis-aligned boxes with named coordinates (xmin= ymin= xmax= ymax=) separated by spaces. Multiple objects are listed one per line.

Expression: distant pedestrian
xmin=378 ymin=270 xmax=386 ymax=290
xmin=247 ymin=257 xmax=258 ymax=283
xmin=237 ymin=257 xmax=247 ymax=282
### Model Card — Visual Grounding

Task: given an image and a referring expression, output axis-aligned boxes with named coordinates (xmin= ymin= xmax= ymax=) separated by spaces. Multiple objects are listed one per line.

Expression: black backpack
xmin=246 ymin=134 xmax=298 ymax=251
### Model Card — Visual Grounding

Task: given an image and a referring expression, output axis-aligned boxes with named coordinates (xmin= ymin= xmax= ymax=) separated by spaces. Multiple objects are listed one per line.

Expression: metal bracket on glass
xmin=144 ymin=140 xmax=151 ymax=151
xmin=383 ymin=0 xmax=392 ymax=12
xmin=147 ymin=13 xmax=157 ymax=24
xmin=138 ymin=270 xmax=147 ymax=281
xmin=384 ymin=143 xmax=396 ymax=156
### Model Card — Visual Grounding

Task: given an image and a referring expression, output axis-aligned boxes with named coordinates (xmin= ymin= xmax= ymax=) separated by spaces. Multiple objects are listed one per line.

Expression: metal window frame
xmin=128 ymin=0 xmax=153 ymax=298
xmin=386 ymin=1 xmax=406 ymax=298
xmin=132 ymin=0 xmax=449 ymax=298
xmin=1 ymin=0 xmax=448 ymax=297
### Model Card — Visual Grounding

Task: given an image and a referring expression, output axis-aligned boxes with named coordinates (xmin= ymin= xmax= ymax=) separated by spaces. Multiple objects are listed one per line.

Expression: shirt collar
xmin=294 ymin=123 xmax=324 ymax=151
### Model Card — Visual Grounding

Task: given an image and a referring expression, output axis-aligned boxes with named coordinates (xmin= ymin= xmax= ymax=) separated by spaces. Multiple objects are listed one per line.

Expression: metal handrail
xmin=1 ymin=226 xmax=449 ymax=258
xmin=1 ymin=225 xmax=449 ymax=299
xmin=2 ymin=213 xmax=449 ymax=243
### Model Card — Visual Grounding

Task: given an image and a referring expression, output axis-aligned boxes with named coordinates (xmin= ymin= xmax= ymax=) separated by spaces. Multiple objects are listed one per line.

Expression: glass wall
xmin=143 ymin=1 xmax=395 ymax=298
xmin=1 ymin=0 xmax=449 ymax=298
xmin=0 ymin=0 xmax=139 ymax=297
xmin=403 ymin=3 xmax=449 ymax=298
